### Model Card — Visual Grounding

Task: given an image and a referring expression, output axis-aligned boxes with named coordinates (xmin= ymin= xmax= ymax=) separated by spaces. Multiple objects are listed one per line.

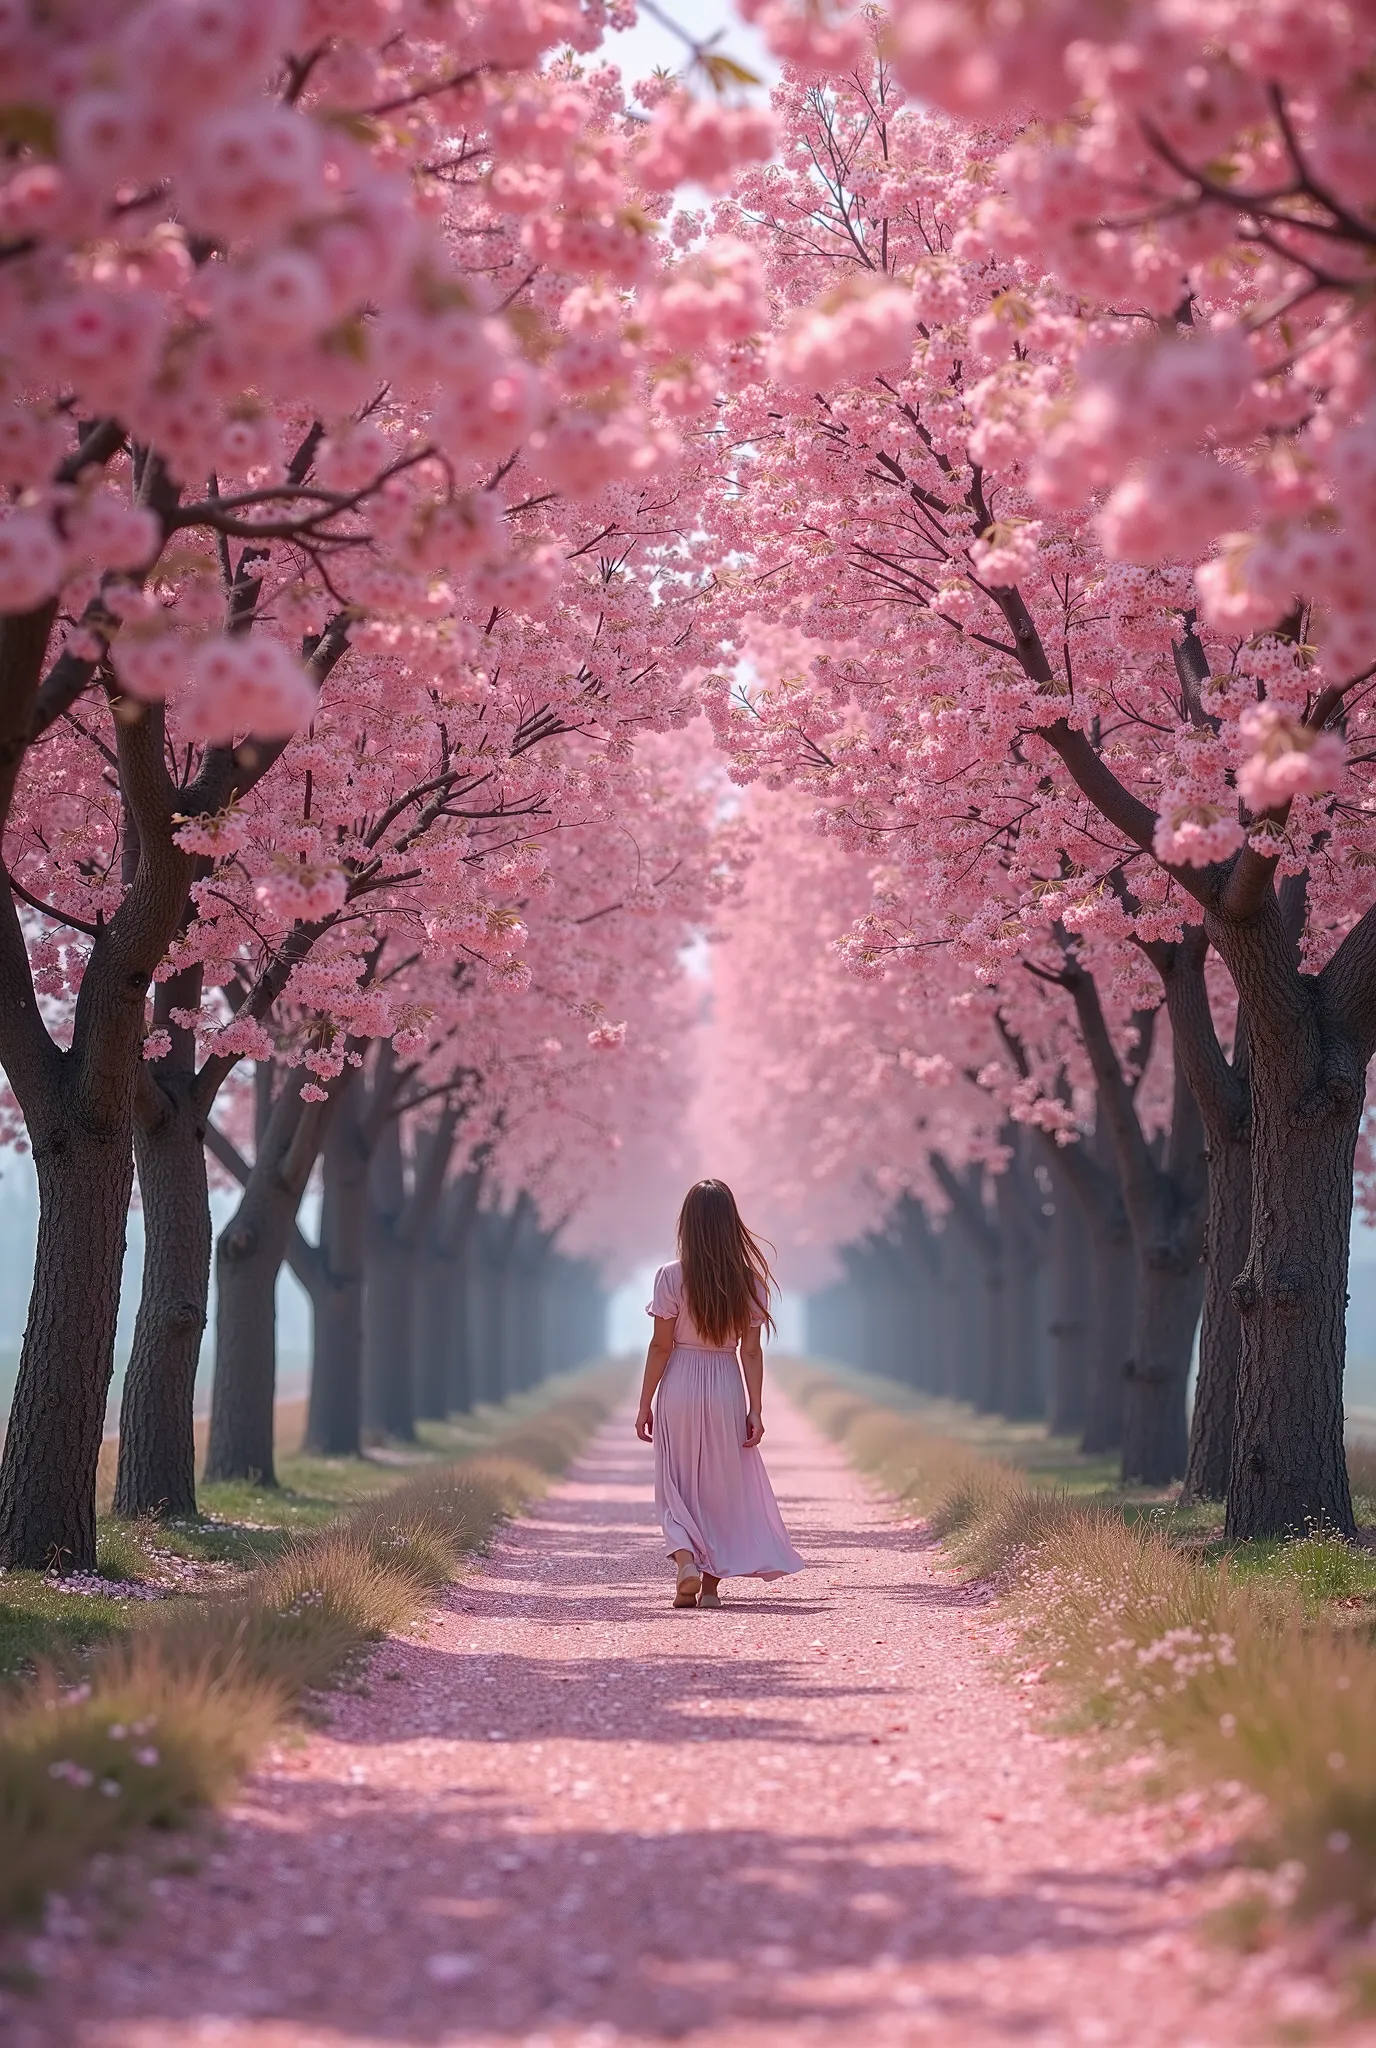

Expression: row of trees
xmin=705 ymin=784 xmax=1356 ymax=1519
xmin=687 ymin=35 xmax=1376 ymax=1542
xmin=4 ymin=0 xmax=1376 ymax=1557
xmin=0 ymin=0 xmax=786 ymax=1569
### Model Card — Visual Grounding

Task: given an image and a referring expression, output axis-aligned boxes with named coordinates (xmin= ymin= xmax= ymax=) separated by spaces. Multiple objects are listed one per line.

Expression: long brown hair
xmin=677 ymin=1179 xmax=776 ymax=1348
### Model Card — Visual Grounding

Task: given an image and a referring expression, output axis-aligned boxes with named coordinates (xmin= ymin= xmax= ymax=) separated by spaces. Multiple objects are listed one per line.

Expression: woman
xmin=635 ymin=1179 xmax=804 ymax=1608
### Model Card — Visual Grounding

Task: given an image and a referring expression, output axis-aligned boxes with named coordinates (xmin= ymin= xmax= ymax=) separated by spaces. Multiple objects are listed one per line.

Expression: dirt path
xmin=12 ymin=1393 xmax=1359 ymax=2046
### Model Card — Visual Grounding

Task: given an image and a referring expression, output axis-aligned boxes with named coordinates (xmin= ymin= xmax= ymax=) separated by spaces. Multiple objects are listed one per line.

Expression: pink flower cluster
xmin=1235 ymin=706 xmax=1347 ymax=813
xmin=637 ymin=96 xmax=776 ymax=192
xmin=768 ymin=283 xmax=914 ymax=392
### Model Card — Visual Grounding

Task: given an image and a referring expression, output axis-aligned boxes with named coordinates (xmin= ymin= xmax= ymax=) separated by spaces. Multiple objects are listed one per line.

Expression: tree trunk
xmin=398 ymin=1113 xmax=463 ymax=1423
xmin=1047 ymin=1180 xmax=1089 ymax=1437
xmin=1122 ymin=1251 xmax=1206 ymax=1485
xmin=473 ymin=1205 xmax=521 ymax=1403
xmin=1119 ymin=1073 xmax=1208 ymax=1488
xmin=1080 ymin=1209 xmax=1132 ymax=1455
xmin=995 ymin=1160 xmax=1043 ymax=1421
xmin=362 ymin=1116 xmax=414 ymax=1442
xmin=1224 ymin=1046 xmax=1358 ymax=1538
xmin=1061 ymin=966 xmax=1207 ymax=1485
xmin=205 ymin=1076 xmax=333 ymax=1485
xmin=114 ymin=1079 xmax=209 ymax=1520
xmin=415 ymin=1243 xmax=456 ymax=1420
xmin=1141 ymin=927 xmax=1253 ymax=1504
xmin=931 ymin=1158 xmax=1003 ymax=1411
xmin=0 ymin=1118 xmax=133 ymax=1569
xmin=447 ymin=1239 xmax=477 ymax=1413
xmin=1183 ymin=1124 xmax=1250 ymax=1501
xmin=1041 ymin=720 xmax=1364 ymax=1538
xmin=304 ymin=1080 xmax=366 ymax=1457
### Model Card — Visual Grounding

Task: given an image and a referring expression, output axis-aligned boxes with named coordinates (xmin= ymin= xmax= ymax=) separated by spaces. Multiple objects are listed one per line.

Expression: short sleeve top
xmin=646 ymin=1257 xmax=766 ymax=1353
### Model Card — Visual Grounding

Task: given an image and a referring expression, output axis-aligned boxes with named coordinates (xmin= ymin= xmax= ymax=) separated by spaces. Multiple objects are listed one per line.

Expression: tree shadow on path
xmin=88 ymin=1779 xmax=1185 ymax=2045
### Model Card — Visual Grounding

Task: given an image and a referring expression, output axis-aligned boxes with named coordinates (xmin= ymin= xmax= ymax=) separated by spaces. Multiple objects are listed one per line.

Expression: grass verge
xmin=786 ymin=1362 xmax=1376 ymax=1939
xmin=0 ymin=1363 xmax=624 ymax=1923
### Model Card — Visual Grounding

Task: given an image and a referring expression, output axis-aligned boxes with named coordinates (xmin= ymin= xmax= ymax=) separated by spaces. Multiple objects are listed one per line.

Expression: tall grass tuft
xmin=787 ymin=1362 xmax=1376 ymax=1932
xmin=0 ymin=1366 xmax=623 ymax=1924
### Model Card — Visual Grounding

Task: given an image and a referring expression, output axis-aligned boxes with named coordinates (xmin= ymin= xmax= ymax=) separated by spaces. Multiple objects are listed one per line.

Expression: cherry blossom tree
xmin=0 ymin=0 xmax=810 ymax=1565
xmin=692 ymin=47 xmax=1368 ymax=1536
xmin=188 ymin=719 xmax=736 ymax=1481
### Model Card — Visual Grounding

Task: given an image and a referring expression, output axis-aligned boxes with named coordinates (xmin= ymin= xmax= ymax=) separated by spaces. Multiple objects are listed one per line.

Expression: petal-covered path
xmin=13 ymin=1392 xmax=1348 ymax=2046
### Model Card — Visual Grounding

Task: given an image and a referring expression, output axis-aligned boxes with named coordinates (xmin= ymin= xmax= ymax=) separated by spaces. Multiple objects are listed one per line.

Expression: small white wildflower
xmin=1327 ymin=1831 xmax=1351 ymax=1855
xmin=1219 ymin=1713 xmax=1237 ymax=1738
xmin=1328 ymin=1751 xmax=1346 ymax=1772
xmin=99 ymin=1779 xmax=121 ymax=1799
xmin=132 ymin=1746 xmax=160 ymax=1768
xmin=426 ymin=1952 xmax=478 ymax=1985
xmin=48 ymin=1760 xmax=94 ymax=1787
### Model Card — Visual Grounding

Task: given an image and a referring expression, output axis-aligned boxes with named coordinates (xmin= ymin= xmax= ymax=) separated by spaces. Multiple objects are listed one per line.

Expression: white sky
xmin=601 ymin=3 xmax=777 ymax=102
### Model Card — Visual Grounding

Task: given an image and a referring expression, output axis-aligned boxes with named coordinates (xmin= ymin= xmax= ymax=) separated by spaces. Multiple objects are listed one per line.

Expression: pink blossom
xmin=1235 ymin=706 xmax=1347 ymax=811
xmin=1152 ymin=805 xmax=1246 ymax=867
xmin=66 ymin=497 xmax=162 ymax=573
xmin=637 ymin=97 xmax=776 ymax=192
xmin=0 ymin=509 xmax=65 ymax=613
xmin=181 ymin=106 xmax=322 ymax=240
xmin=650 ymin=238 xmax=769 ymax=354
xmin=182 ymin=635 xmax=317 ymax=742
xmin=768 ymin=283 xmax=913 ymax=392
xmin=115 ymin=633 xmax=187 ymax=703
xmin=204 ymin=1016 xmax=277 ymax=1061
xmin=587 ymin=1018 xmax=628 ymax=1050
xmin=254 ymin=864 xmax=349 ymax=922
xmin=1097 ymin=457 xmax=1256 ymax=566
xmin=970 ymin=520 xmax=1042 ymax=585
xmin=530 ymin=407 xmax=678 ymax=497
xmin=316 ymin=423 xmax=397 ymax=493
xmin=741 ymin=0 xmax=869 ymax=73
xmin=0 ymin=407 xmax=66 ymax=489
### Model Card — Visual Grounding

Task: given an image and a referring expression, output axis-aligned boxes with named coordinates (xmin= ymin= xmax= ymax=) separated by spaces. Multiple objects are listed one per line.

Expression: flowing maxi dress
xmin=647 ymin=1259 xmax=804 ymax=1581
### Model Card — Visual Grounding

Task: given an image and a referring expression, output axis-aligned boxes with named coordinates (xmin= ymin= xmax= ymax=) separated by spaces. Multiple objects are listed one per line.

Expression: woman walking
xmin=635 ymin=1179 xmax=804 ymax=1608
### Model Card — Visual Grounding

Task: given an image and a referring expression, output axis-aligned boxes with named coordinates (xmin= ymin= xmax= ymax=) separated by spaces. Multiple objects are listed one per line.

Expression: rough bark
xmin=505 ymin=1198 xmax=548 ymax=1390
xmin=1027 ymin=1098 xmax=1134 ymax=1458
xmin=1039 ymin=717 xmax=1363 ymax=1537
xmin=114 ymin=1074 xmax=209 ymax=1519
xmin=1187 ymin=1122 xmax=1251 ymax=1501
xmin=1218 ymin=896 xmax=1359 ymax=1537
xmin=0 ymin=1119 xmax=133 ymax=1568
xmin=304 ymin=1075 xmax=367 ymax=1456
xmin=1046 ymin=1171 xmax=1089 ymax=1438
xmin=930 ymin=1156 xmax=1003 ymax=1410
xmin=362 ymin=1114 xmax=413 ymax=1442
xmin=0 ymin=515 xmax=340 ymax=1562
xmin=417 ymin=1166 xmax=481 ymax=1418
xmin=1082 ymin=1229 xmax=1133 ymax=1453
xmin=1060 ymin=967 xmax=1207 ymax=1484
xmin=0 ymin=698 xmax=195 ymax=1568
xmin=994 ymin=1138 xmax=1046 ymax=1421
xmin=205 ymin=1072 xmax=335 ymax=1485
xmin=361 ymin=1107 xmax=460 ymax=1439
xmin=1137 ymin=926 xmax=1252 ymax=1502
xmin=900 ymin=1198 xmax=948 ymax=1393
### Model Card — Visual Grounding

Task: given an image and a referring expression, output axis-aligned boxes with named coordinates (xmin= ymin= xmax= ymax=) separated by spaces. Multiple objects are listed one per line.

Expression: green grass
xmin=1 ymin=1382 xmax=620 ymax=1680
xmin=0 ymin=1364 xmax=626 ymax=1923
xmin=1218 ymin=1534 xmax=1376 ymax=1615
xmin=0 ymin=1583 xmax=144 ymax=1682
